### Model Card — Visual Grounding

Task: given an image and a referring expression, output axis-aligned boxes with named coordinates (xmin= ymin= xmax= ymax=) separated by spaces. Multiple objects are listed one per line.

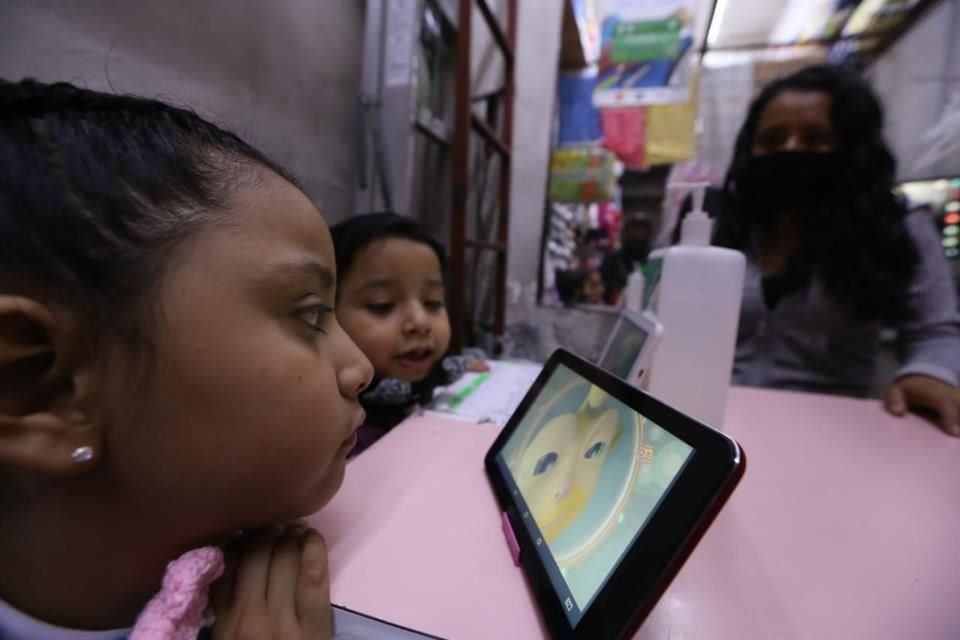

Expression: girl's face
xmin=96 ymin=171 xmax=373 ymax=538
xmin=336 ymin=237 xmax=451 ymax=382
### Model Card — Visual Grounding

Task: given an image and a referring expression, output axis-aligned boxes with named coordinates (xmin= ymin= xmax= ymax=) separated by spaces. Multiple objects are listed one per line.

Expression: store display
xmin=644 ymin=73 xmax=699 ymax=166
xmin=600 ymin=106 xmax=647 ymax=168
xmin=592 ymin=0 xmax=699 ymax=108
xmin=549 ymin=146 xmax=618 ymax=203
xmin=899 ymin=177 xmax=960 ymax=283
xmin=558 ymin=72 xmax=604 ymax=146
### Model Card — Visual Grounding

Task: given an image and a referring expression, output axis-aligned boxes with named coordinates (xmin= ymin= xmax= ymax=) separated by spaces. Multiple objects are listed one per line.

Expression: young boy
xmin=331 ymin=213 xmax=486 ymax=454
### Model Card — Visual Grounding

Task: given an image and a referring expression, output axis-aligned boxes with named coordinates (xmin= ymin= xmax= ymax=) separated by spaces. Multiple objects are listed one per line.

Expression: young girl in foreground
xmin=0 ymin=79 xmax=372 ymax=638
xmin=331 ymin=214 xmax=486 ymax=454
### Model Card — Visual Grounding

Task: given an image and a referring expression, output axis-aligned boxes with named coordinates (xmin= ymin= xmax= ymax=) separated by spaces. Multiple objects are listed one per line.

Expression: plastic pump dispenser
xmin=645 ymin=183 xmax=746 ymax=429
xmin=680 ymin=185 xmax=711 ymax=246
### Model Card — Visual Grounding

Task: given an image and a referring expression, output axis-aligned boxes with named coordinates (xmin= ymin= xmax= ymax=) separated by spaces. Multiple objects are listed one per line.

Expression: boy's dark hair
xmin=0 ymin=78 xmax=294 ymax=346
xmin=330 ymin=212 xmax=446 ymax=293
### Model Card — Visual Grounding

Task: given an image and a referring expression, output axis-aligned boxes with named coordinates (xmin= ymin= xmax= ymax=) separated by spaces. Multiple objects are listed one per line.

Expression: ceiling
xmin=707 ymin=0 xmax=844 ymax=49
xmin=708 ymin=0 xmax=790 ymax=48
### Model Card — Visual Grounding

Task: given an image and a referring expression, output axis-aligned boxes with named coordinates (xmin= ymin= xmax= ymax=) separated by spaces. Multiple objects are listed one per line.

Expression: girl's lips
xmin=338 ymin=429 xmax=359 ymax=457
xmin=338 ymin=409 xmax=365 ymax=456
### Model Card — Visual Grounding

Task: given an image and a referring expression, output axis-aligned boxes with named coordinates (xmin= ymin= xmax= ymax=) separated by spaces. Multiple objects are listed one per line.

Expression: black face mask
xmin=739 ymin=151 xmax=845 ymax=224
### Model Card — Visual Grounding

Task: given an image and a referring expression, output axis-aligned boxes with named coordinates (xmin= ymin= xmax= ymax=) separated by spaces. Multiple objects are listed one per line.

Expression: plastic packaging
xmin=645 ymin=183 xmax=745 ymax=429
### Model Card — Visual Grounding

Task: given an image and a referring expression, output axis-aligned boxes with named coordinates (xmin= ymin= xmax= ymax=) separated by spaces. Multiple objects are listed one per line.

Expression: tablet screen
xmin=597 ymin=318 xmax=649 ymax=379
xmin=493 ymin=364 xmax=694 ymax=626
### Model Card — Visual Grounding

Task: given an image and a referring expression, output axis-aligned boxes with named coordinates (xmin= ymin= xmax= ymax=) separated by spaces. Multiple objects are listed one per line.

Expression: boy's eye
xmin=296 ymin=304 xmax=333 ymax=332
xmin=424 ymin=299 xmax=445 ymax=312
xmin=366 ymin=302 xmax=395 ymax=315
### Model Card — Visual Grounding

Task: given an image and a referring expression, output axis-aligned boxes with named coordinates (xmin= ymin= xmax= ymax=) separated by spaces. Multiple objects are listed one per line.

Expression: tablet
xmin=594 ymin=310 xmax=663 ymax=385
xmin=485 ymin=350 xmax=745 ymax=640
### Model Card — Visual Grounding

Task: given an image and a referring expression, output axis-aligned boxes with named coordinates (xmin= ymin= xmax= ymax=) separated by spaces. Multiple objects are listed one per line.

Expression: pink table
xmin=310 ymin=387 xmax=960 ymax=639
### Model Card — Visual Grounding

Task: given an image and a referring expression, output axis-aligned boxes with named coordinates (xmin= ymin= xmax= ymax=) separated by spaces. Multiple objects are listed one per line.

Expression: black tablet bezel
xmin=484 ymin=349 xmax=745 ymax=640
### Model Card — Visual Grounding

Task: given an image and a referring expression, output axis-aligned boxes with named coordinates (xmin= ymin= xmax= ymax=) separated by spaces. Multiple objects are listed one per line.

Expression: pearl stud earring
xmin=71 ymin=446 xmax=94 ymax=464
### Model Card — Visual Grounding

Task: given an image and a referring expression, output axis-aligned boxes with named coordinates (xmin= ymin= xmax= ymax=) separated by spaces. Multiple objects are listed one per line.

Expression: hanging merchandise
xmin=644 ymin=72 xmax=699 ymax=166
xmin=597 ymin=201 xmax=623 ymax=247
xmin=542 ymin=203 xmax=582 ymax=305
xmin=558 ymin=71 xmax=604 ymax=145
xmin=549 ymin=146 xmax=618 ymax=203
xmin=600 ymin=106 xmax=647 ymax=168
xmin=593 ymin=0 xmax=699 ymax=108
xmin=570 ymin=0 xmax=601 ymax=62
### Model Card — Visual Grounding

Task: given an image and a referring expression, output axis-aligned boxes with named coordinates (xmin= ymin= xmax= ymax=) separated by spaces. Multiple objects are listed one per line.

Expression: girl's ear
xmin=0 ymin=296 xmax=102 ymax=474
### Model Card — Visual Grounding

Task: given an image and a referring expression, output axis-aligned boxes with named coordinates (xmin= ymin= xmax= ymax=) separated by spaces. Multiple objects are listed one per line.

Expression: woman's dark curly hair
xmin=714 ymin=64 xmax=918 ymax=323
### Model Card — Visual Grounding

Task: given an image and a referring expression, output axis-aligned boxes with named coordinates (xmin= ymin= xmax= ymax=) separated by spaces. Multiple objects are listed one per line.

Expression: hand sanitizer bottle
xmin=624 ymin=268 xmax=645 ymax=312
xmin=645 ymin=183 xmax=745 ymax=429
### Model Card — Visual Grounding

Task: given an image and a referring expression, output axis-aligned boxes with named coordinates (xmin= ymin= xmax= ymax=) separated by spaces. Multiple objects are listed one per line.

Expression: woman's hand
xmin=883 ymin=375 xmax=960 ymax=437
xmin=467 ymin=357 xmax=490 ymax=373
xmin=211 ymin=523 xmax=333 ymax=640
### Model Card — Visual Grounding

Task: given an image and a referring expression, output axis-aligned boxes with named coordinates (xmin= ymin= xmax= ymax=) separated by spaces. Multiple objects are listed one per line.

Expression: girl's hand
xmin=467 ymin=358 xmax=490 ymax=373
xmin=884 ymin=374 xmax=960 ymax=437
xmin=211 ymin=524 xmax=332 ymax=640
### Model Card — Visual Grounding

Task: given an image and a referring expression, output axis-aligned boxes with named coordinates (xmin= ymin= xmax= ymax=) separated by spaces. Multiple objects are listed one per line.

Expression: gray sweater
xmin=732 ymin=210 xmax=960 ymax=397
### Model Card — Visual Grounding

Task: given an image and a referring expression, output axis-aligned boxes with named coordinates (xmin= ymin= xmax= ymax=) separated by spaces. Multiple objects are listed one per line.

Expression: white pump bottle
xmin=645 ymin=183 xmax=745 ymax=429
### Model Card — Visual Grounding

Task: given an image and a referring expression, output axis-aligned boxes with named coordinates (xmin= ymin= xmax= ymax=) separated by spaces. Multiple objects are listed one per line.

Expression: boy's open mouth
xmin=396 ymin=347 xmax=434 ymax=367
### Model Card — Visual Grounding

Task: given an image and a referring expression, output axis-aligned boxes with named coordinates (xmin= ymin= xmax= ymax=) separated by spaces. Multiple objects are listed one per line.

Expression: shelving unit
xmin=357 ymin=0 xmax=516 ymax=353
xmin=449 ymin=0 xmax=517 ymax=352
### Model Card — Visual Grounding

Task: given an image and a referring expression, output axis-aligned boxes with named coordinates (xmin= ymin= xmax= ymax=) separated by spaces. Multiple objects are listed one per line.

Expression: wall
xmin=505 ymin=0 xmax=564 ymax=312
xmin=868 ymin=0 xmax=960 ymax=181
xmin=0 ymin=0 xmax=365 ymax=222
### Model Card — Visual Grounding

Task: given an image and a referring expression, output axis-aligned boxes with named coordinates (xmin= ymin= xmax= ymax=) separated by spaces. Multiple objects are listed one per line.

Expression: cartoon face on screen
xmin=516 ymin=407 xmax=622 ymax=543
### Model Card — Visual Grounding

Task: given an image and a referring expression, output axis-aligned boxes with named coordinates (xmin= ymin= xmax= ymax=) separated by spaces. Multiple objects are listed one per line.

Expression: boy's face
xmin=336 ymin=237 xmax=451 ymax=382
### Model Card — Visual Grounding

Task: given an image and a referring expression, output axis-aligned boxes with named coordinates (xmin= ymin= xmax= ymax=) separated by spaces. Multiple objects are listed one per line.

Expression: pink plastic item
xmin=129 ymin=546 xmax=224 ymax=640
xmin=501 ymin=512 xmax=521 ymax=566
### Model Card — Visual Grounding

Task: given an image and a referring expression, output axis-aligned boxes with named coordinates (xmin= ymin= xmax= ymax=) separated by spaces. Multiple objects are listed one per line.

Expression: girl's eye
xmin=424 ymin=300 xmax=445 ymax=312
xmin=584 ymin=442 xmax=605 ymax=459
xmin=532 ymin=451 xmax=558 ymax=476
xmin=366 ymin=302 xmax=395 ymax=315
xmin=297 ymin=304 xmax=333 ymax=332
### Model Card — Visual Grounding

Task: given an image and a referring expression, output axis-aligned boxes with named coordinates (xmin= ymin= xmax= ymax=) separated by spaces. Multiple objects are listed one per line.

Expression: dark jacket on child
xmin=352 ymin=356 xmax=469 ymax=456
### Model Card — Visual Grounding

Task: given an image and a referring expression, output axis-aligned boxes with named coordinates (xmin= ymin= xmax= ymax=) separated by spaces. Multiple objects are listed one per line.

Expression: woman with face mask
xmin=708 ymin=64 xmax=960 ymax=436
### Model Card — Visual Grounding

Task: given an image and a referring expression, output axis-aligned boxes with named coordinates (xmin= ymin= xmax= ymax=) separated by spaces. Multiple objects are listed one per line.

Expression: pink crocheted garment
xmin=129 ymin=546 xmax=224 ymax=640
